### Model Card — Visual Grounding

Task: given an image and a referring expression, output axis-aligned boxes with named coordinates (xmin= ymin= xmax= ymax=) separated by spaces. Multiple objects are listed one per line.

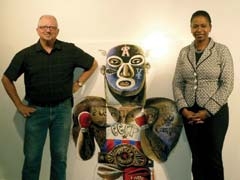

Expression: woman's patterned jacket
xmin=172 ymin=38 xmax=234 ymax=115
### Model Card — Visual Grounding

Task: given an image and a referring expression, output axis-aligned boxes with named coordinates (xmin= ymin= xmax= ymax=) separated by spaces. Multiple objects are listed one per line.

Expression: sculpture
xmin=72 ymin=44 xmax=182 ymax=180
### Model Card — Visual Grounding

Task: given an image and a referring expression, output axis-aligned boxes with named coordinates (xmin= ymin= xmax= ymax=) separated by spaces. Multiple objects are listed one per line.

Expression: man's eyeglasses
xmin=38 ymin=26 xmax=58 ymax=31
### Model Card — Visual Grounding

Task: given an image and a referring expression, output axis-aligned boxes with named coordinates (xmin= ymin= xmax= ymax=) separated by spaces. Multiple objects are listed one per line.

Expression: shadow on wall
xmin=162 ymin=130 xmax=192 ymax=180
xmin=13 ymin=103 xmax=26 ymax=140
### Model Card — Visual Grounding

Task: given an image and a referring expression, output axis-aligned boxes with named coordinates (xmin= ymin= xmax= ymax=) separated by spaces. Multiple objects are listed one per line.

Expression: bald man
xmin=2 ymin=15 xmax=98 ymax=180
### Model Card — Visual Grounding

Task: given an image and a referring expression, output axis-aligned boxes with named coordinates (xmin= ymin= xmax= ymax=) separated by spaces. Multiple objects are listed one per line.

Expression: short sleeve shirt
xmin=4 ymin=40 xmax=94 ymax=104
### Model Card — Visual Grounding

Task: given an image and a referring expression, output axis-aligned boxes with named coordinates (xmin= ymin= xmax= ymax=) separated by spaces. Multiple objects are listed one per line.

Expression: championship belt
xmin=98 ymin=144 xmax=153 ymax=168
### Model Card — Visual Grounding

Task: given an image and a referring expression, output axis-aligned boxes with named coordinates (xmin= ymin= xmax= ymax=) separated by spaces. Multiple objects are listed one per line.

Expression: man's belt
xmin=98 ymin=144 xmax=153 ymax=168
xmin=27 ymin=97 xmax=71 ymax=107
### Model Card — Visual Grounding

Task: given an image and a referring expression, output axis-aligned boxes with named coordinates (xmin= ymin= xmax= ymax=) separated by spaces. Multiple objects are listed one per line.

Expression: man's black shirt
xmin=4 ymin=40 xmax=94 ymax=104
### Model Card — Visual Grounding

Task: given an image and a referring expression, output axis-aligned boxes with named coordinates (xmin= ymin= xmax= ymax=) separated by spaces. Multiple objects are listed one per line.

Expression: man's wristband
xmin=77 ymin=81 xmax=83 ymax=87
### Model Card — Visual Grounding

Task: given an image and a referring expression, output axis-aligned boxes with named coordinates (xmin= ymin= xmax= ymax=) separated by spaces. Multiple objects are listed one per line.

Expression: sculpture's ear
xmin=99 ymin=49 xmax=107 ymax=56
xmin=144 ymin=49 xmax=150 ymax=58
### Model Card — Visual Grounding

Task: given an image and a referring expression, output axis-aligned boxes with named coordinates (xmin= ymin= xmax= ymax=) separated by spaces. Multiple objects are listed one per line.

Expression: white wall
xmin=0 ymin=0 xmax=239 ymax=180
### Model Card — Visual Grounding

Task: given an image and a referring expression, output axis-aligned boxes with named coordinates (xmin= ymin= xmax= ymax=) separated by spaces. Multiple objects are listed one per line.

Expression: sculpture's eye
xmin=130 ymin=58 xmax=143 ymax=65
xmin=129 ymin=55 xmax=145 ymax=66
xmin=107 ymin=57 xmax=122 ymax=67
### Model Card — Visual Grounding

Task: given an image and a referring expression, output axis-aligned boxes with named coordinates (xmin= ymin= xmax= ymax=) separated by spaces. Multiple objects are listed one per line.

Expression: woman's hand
xmin=193 ymin=109 xmax=211 ymax=123
xmin=181 ymin=108 xmax=210 ymax=124
xmin=181 ymin=108 xmax=197 ymax=124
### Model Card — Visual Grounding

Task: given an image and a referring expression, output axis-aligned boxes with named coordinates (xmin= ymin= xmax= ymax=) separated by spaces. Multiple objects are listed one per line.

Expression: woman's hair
xmin=190 ymin=10 xmax=212 ymax=25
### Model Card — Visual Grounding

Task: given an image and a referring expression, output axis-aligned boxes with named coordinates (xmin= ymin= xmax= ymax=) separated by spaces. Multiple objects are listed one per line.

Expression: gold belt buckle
xmin=102 ymin=144 xmax=148 ymax=168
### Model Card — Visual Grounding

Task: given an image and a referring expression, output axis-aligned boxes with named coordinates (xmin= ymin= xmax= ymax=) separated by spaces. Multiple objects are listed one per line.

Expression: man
xmin=1 ymin=15 xmax=98 ymax=180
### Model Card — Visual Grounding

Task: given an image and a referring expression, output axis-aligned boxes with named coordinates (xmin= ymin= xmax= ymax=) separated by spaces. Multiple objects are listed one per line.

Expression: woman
xmin=172 ymin=10 xmax=234 ymax=180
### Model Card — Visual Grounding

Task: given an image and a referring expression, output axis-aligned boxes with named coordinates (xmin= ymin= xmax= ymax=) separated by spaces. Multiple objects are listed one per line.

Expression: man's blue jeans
xmin=22 ymin=98 xmax=72 ymax=180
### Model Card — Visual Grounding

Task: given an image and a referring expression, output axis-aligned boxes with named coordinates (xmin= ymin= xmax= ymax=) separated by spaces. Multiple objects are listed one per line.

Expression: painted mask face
xmin=105 ymin=44 xmax=146 ymax=96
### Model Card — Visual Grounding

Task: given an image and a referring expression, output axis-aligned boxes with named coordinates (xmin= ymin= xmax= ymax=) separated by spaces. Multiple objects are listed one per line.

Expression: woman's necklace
xmin=195 ymin=49 xmax=204 ymax=54
xmin=195 ymin=38 xmax=210 ymax=53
